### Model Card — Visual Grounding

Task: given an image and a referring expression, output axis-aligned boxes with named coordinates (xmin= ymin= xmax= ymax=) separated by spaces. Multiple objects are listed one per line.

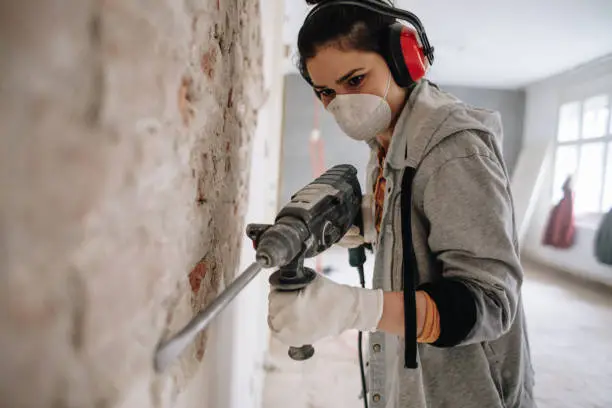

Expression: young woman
xmin=267 ymin=1 xmax=536 ymax=407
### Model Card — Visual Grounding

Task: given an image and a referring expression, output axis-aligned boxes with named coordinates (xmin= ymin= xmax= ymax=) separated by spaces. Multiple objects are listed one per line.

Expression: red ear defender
xmin=385 ymin=23 xmax=430 ymax=88
xmin=400 ymin=26 xmax=428 ymax=82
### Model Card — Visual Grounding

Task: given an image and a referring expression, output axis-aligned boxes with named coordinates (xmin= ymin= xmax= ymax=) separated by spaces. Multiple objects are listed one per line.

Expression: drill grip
xmin=269 ymin=262 xmax=318 ymax=361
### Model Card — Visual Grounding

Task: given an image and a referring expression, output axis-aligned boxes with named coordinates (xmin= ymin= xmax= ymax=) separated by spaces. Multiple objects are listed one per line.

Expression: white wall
xmin=513 ymin=54 xmax=612 ymax=285
xmin=217 ymin=0 xmax=286 ymax=407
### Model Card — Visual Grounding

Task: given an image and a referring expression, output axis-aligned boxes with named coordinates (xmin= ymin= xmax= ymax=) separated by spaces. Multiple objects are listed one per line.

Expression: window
xmin=553 ymin=93 xmax=612 ymax=215
xmin=582 ymin=95 xmax=610 ymax=139
xmin=557 ymin=102 xmax=581 ymax=142
xmin=575 ymin=142 xmax=605 ymax=213
xmin=552 ymin=145 xmax=578 ymax=203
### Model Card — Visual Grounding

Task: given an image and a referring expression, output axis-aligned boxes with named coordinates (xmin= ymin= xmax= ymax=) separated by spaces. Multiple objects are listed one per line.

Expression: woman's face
xmin=306 ymin=46 xmax=407 ymax=120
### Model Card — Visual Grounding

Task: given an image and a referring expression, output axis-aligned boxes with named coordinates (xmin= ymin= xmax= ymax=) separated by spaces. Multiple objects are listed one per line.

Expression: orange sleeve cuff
xmin=417 ymin=291 xmax=440 ymax=344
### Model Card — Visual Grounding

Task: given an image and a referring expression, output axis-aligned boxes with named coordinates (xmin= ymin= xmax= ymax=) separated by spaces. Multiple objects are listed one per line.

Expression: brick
xmin=189 ymin=259 xmax=209 ymax=294
xmin=201 ymin=47 xmax=219 ymax=79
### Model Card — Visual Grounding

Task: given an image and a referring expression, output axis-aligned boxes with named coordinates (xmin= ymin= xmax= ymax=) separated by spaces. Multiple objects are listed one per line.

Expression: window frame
xmin=552 ymin=88 xmax=612 ymax=219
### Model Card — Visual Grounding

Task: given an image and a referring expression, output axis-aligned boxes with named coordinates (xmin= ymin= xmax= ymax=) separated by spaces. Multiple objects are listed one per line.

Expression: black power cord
xmin=349 ymin=246 xmax=369 ymax=408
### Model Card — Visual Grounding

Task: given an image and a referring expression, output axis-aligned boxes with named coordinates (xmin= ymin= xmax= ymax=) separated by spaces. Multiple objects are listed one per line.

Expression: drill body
xmin=248 ymin=164 xmax=363 ymax=269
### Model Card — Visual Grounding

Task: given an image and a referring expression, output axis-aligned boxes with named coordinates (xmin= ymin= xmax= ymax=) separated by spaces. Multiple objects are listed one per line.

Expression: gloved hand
xmin=336 ymin=194 xmax=377 ymax=248
xmin=336 ymin=225 xmax=365 ymax=248
xmin=268 ymin=273 xmax=384 ymax=346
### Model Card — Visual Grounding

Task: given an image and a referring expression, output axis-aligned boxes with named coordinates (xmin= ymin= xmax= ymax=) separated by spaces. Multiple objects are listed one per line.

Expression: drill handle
xmin=269 ymin=264 xmax=318 ymax=361
xmin=348 ymin=192 xmax=369 ymax=268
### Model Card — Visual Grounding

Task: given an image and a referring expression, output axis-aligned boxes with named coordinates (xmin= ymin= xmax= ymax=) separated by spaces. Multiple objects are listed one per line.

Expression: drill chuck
xmin=255 ymin=217 xmax=309 ymax=268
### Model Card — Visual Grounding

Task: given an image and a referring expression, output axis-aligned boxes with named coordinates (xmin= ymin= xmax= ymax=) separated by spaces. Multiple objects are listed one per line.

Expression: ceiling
xmin=283 ymin=0 xmax=612 ymax=89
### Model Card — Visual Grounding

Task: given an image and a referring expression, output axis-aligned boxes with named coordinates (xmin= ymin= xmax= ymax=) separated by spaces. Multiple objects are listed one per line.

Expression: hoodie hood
xmin=373 ymin=80 xmax=504 ymax=171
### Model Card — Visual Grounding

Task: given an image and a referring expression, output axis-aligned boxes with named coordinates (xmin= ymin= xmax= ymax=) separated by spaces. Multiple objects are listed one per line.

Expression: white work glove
xmin=336 ymin=225 xmax=365 ymax=248
xmin=268 ymin=274 xmax=384 ymax=346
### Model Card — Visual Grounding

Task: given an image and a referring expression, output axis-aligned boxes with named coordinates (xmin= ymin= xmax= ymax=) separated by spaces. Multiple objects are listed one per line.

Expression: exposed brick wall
xmin=0 ymin=0 xmax=262 ymax=407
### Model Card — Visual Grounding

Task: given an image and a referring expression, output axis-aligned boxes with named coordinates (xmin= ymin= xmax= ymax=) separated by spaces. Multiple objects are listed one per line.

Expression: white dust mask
xmin=326 ymin=74 xmax=392 ymax=141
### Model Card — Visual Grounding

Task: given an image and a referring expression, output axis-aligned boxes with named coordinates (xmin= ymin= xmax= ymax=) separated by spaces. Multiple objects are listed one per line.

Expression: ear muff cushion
xmin=384 ymin=23 xmax=428 ymax=88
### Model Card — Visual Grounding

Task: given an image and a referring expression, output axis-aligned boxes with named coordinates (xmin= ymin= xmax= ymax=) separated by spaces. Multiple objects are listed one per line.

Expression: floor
xmin=262 ymin=247 xmax=612 ymax=408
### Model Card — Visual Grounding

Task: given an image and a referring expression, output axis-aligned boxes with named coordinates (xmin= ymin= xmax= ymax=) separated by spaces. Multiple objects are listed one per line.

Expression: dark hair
xmin=297 ymin=1 xmax=395 ymax=84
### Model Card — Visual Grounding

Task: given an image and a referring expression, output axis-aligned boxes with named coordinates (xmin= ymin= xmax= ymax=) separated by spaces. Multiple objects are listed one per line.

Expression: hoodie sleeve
xmin=419 ymin=150 xmax=522 ymax=347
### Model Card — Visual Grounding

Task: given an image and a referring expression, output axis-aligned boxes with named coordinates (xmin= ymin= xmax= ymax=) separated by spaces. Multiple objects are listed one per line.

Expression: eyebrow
xmin=312 ymin=68 xmax=365 ymax=89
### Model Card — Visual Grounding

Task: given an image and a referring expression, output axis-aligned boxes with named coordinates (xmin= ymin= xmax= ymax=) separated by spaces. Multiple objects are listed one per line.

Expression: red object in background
xmin=543 ymin=176 xmax=576 ymax=249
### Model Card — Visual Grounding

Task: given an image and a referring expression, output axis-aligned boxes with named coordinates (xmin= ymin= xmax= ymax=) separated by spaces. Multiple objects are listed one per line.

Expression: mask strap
xmin=383 ymin=72 xmax=392 ymax=101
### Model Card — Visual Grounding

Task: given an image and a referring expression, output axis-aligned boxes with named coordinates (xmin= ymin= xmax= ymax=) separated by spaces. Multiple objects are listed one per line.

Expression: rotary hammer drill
xmin=247 ymin=164 xmax=365 ymax=360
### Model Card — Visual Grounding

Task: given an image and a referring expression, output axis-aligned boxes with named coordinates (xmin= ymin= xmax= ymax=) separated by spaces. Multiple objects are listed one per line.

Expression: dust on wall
xmin=0 ymin=0 xmax=263 ymax=407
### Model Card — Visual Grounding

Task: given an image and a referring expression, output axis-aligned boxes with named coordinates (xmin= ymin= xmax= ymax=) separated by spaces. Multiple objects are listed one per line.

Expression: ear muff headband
xmin=304 ymin=0 xmax=434 ymax=65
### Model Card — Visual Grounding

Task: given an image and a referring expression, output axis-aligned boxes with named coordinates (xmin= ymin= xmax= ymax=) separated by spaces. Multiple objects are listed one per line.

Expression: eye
xmin=317 ymin=88 xmax=336 ymax=99
xmin=347 ymin=74 xmax=365 ymax=88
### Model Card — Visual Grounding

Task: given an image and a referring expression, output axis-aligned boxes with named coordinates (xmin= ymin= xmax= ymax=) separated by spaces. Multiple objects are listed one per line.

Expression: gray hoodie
xmin=365 ymin=80 xmax=536 ymax=408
